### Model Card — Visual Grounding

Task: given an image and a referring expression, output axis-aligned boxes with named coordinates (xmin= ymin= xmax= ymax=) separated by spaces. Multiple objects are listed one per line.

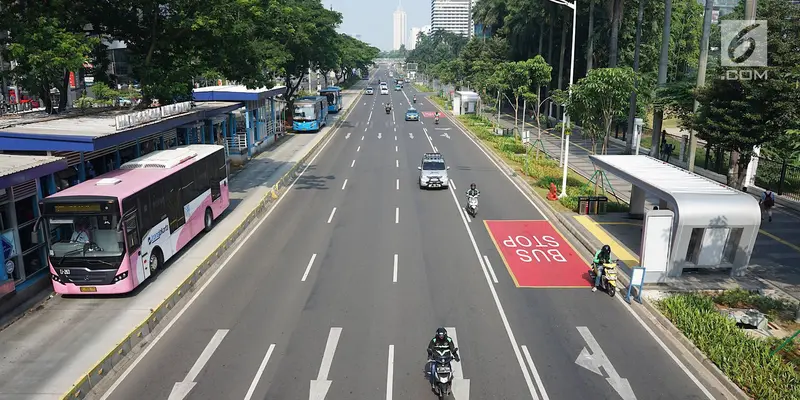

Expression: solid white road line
xmin=351 ymin=160 xmax=356 ymax=168
xmin=386 ymin=345 xmax=395 ymax=400
xmin=521 ymin=346 xmax=550 ymax=400
xmin=450 ymin=179 xmax=456 ymax=190
xmin=393 ymin=254 xmax=398 ymax=283
xmin=396 ymin=179 xmax=399 ymax=190
xmin=342 ymin=179 xmax=348 ymax=190
xmin=357 ymin=145 xmax=361 ymax=152
xmin=446 ymin=184 xmax=544 ymax=399
xmin=302 ymin=254 xmax=318 ymax=282
xmin=445 ymin=327 xmax=465 ymax=380
xmin=243 ymin=344 xmax=276 ymax=400
xmin=395 ymin=207 xmax=399 ymax=224
xmin=482 ymin=255 xmax=499 ymax=284
xmin=98 ymin=86 xmax=362 ymax=400
xmin=327 ymin=207 xmax=337 ymax=224
xmin=462 ymin=208 xmax=472 ymax=223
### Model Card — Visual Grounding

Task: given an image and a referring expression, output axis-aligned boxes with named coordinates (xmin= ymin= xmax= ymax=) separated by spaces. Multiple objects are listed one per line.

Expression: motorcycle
xmin=589 ymin=260 xmax=619 ymax=297
xmin=435 ymin=116 xmax=439 ymax=124
xmin=413 ymin=96 xmax=417 ymax=103
xmin=385 ymin=105 xmax=392 ymax=114
xmin=466 ymin=195 xmax=479 ymax=217
xmin=428 ymin=347 xmax=458 ymax=399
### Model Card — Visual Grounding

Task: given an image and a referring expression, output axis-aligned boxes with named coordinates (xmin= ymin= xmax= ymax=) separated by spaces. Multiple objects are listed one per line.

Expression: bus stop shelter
xmin=192 ymin=85 xmax=286 ymax=161
xmin=589 ymin=155 xmax=761 ymax=279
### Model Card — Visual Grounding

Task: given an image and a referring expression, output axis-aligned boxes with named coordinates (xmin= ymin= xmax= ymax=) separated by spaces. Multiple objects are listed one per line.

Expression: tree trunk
xmin=650 ymin=0 xmax=673 ymax=157
xmin=557 ymin=10 xmax=567 ymax=120
xmin=545 ymin=4 xmax=555 ymax=117
xmin=586 ymin=0 xmax=596 ymax=72
xmin=607 ymin=0 xmax=624 ymax=67
xmin=728 ymin=151 xmax=749 ymax=189
xmin=60 ymin=70 xmax=70 ymax=112
xmin=625 ymin=0 xmax=646 ymax=154
xmin=538 ymin=22 xmax=544 ymax=56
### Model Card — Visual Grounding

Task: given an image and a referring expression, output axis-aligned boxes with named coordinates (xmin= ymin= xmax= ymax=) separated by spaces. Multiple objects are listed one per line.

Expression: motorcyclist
xmin=434 ymin=111 xmax=440 ymax=123
xmin=427 ymin=328 xmax=460 ymax=389
xmin=591 ymin=244 xmax=612 ymax=292
xmin=413 ymin=95 xmax=417 ymax=103
xmin=466 ymin=183 xmax=480 ymax=198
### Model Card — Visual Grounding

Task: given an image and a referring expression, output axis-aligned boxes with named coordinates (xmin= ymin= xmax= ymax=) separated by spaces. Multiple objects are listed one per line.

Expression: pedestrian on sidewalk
xmin=760 ymin=188 xmax=776 ymax=222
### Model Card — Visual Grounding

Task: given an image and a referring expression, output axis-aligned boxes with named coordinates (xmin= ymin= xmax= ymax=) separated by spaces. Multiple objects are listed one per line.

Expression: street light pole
xmin=549 ymin=0 xmax=577 ymax=198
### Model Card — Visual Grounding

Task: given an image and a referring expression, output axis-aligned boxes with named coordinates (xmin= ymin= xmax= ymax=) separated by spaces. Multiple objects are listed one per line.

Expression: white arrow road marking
xmin=441 ymin=132 xmax=450 ymax=139
xmin=310 ymin=327 xmax=342 ymax=400
xmin=169 ymin=329 xmax=229 ymax=400
xmin=378 ymin=132 xmax=382 ymax=139
xmin=575 ymin=327 xmax=637 ymax=400
xmin=243 ymin=344 xmax=276 ymax=400
xmin=445 ymin=327 xmax=470 ymax=400
xmin=409 ymin=133 xmax=414 ymax=139
xmin=345 ymin=132 xmax=351 ymax=139
xmin=301 ymin=254 xmax=318 ymax=282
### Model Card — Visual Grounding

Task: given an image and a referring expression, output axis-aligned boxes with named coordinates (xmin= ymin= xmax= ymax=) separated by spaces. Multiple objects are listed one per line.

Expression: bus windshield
xmin=322 ymin=92 xmax=336 ymax=104
xmin=294 ymin=104 xmax=316 ymax=121
xmin=47 ymin=214 xmax=124 ymax=260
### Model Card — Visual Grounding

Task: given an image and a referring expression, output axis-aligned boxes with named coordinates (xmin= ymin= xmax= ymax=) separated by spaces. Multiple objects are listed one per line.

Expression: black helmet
xmin=436 ymin=327 xmax=447 ymax=340
xmin=601 ymin=244 xmax=611 ymax=254
xmin=470 ymin=183 xmax=476 ymax=190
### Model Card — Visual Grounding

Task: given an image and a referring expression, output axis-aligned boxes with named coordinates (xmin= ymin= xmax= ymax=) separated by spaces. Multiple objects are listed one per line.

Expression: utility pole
xmin=649 ymin=0 xmax=672 ymax=158
xmin=687 ymin=0 xmax=714 ymax=171
xmin=625 ymin=0 xmax=645 ymax=154
xmin=736 ymin=0 xmax=759 ymax=188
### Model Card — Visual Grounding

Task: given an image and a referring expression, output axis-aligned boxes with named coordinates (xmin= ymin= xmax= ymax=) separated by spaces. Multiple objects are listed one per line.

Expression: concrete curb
xmin=61 ymin=91 xmax=364 ymax=400
xmin=429 ymin=99 xmax=751 ymax=400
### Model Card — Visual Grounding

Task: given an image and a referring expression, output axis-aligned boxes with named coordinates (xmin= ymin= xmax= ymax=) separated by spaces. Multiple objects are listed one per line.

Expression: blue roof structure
xmin=0 ymin=154 xmax=67 ymax=188
xmin=0 ymin=101 xmax=242 ymax=152
xmin=192 ymin=85 xmax=286 ymax=102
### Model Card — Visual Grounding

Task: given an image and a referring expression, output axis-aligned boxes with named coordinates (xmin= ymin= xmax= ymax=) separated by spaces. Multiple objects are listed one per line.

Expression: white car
xmin=380 ymin=86 xmax=389 ymax=95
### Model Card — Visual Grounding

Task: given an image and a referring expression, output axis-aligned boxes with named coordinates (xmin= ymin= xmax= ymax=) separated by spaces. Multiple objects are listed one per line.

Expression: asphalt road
xmin=97 ymin=65 xmax=724 ymax=400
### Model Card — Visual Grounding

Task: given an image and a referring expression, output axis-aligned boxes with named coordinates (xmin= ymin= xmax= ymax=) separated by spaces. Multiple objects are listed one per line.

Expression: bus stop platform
xmin=0 ymin=86 xmax=364 ymax=400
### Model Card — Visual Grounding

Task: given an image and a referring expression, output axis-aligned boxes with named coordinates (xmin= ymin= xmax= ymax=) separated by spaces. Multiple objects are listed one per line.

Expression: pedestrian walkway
xmin=0 ymin=88 xmax=363 ymax=400
xmin=492 ymin=112 xmax=800 ymax=300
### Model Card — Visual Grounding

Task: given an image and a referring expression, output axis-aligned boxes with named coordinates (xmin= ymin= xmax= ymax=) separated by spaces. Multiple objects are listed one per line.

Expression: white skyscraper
xmin=393 ymin=2 xmax=407 ymax=50
xmin=430 ymin=0 xmax=475 ymax=38
xmin=409 ymin=27 xmax=422 ymax=50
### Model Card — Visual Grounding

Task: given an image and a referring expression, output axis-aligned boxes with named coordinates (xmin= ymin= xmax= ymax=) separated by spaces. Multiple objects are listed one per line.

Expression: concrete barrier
xmin=61 ymin=89 xmax=365 ymax=400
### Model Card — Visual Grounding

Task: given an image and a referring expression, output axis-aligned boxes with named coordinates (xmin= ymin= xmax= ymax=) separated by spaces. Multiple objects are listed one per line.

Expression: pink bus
xmin=39 ymin=145 xmax=230 ymax=295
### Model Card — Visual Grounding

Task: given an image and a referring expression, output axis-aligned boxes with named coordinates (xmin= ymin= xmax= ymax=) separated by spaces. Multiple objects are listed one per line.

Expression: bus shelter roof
xmin=0 ymin=154 xmax=67 ymax=189
xmin=0 ymin=101 xmax=242 ymax=153
xmin=192 ymin=85 xmax=286 ymax=102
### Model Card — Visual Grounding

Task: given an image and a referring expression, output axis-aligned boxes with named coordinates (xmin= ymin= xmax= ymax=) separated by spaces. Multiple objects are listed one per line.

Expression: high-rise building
xmin=430 ymin=0 xmax=475 ymax=38
xmin=393 ymin=2 xmax=407 ymax=50
xmin=409 ymin=27 xmax=422 ymax=50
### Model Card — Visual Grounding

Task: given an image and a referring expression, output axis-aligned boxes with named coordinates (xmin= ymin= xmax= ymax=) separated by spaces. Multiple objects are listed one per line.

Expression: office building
xmin=393 ymin=3 xmax=407 ymax=50
xmin=409 ymin=27 xmax=422 ymax=50
xmin=430 ymin=0 xmax=475 ymax=38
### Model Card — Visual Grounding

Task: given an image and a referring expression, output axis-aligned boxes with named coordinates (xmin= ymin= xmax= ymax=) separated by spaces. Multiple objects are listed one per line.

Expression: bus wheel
xmin=149 ymin=249 xmax=163 ymax=274
xmin=203 ymin=208 xmax=214 ymax=233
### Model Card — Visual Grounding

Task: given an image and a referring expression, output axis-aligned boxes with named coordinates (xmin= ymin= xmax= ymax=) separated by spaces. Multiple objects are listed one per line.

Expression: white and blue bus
xmin=293 ymin=96 xmax=328 ymax=133
xmin=318 ymin=86 xmax=343 ymax=113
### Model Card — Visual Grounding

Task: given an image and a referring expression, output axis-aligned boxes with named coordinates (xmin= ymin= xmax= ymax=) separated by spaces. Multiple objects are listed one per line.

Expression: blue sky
xmin=323 ymin=0 xmax=429 ymax=50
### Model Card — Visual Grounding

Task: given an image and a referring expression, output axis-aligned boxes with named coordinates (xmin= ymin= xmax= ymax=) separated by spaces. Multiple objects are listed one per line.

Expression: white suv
xmin=380 ymin=86 xmax=389 ymax=95
xmin=418 ymin=153 xmax=450 ymax=189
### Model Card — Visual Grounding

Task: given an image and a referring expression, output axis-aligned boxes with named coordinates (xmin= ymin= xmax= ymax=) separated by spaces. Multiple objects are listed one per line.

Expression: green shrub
xmin=413 ymin=83 xmax=435 ymax=92
xmin=657 ymin=293 xmax=800 ymax=400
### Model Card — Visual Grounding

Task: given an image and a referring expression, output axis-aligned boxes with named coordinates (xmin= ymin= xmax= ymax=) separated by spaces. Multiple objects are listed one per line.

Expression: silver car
xmin=418 ymin=153 xmax=450 ymax=189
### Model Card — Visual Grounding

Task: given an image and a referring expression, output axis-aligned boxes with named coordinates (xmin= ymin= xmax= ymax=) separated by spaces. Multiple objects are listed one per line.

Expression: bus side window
xmin=150 ymin=184 xmax=167 ymax=225
xmin=124 ymin=214 xmax=140 ymax=251
xmin=195 ymin=160 xmax=209 ymax=198
xmin=210 ymin=151 xmax=224 ymax=200
xmin=166 ymin=175 xmax=185 ymax=231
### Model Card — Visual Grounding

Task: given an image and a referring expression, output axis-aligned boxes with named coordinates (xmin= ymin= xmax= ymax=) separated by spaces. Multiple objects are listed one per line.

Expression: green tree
xmin=1 ymin=0 xmax=98 ymax=113
xmin=562 ymin=67 xmax=636 ymax=154
xmin=493 ymin=61 xmax=531 ymax=133
xmin=689 ymin=0 xmax=800 ymax=189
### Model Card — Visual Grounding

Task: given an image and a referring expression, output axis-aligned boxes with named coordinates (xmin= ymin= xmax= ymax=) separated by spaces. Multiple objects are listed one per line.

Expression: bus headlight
xmin=113 ymin=271 xmax=129 ymax=283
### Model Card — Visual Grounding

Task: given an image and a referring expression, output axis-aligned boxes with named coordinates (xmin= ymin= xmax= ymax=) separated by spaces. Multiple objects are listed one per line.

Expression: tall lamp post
xmin=548 ymin=0 xmax=577 ymax=198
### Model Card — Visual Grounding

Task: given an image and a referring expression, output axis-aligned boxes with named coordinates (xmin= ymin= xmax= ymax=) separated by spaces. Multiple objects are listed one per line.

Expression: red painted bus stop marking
xmin=421 ymin=111 xmax=442 ymax=118
xmin=484 ymin=220 xmax=591 ymax=288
